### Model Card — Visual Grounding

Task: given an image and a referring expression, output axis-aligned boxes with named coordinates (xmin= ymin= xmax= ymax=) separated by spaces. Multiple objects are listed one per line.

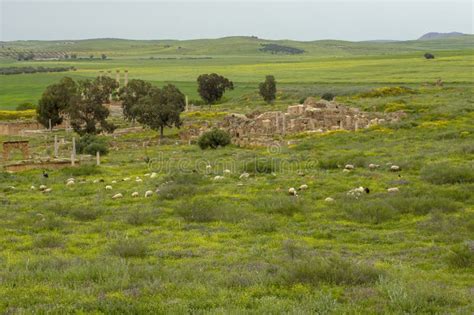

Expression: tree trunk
xmin=160 ymin=126 xmax=164 ymax=139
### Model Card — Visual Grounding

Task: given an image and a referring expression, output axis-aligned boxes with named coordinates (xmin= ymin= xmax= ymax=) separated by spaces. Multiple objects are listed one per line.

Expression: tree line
xmin=0 ymin=66 xmax=75 ymax=75
xmin=36 ymin=73 xmax=277 ymax=138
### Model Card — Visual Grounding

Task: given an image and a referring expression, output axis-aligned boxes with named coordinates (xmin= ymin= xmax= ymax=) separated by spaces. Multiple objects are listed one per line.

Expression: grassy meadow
xmin=0 ymin=37 xmax=473 ymax=313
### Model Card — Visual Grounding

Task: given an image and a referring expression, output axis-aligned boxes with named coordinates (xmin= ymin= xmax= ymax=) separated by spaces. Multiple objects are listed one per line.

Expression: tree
xmin=118 ymin=79 xmax=153 ymax=121
xmin=134 ymin=84 xmax=185 ymax=138
xmin=424 ymin=53 xmax=435 ymax=59
xmin=197 ymin=73 xmax=233 ymax=105
xmin=321 ymin=92 xmax=335 ymax=101
xmin=70 ymin=54 xmax=77 ymax=59
xmin=259 ymin=75 xmax=277 ymax=103
xmin=67 ymin=76 xmax=118 ymax=135
xmin=37 ymin=77 xmax=78 ymax=128
xmin=101 ymin=54 xmax=107 ymax=60
xmin=198 ymin=129 xmax=231 ymax=149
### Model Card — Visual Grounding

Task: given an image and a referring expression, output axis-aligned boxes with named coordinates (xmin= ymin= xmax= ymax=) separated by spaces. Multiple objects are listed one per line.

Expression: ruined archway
xmin=2 ymin=141 xmax=29 ymax=161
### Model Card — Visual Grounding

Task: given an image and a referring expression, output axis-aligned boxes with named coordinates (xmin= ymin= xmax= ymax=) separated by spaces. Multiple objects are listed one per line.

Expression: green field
xmin=0 ymin=36 xmax=473 ymax=313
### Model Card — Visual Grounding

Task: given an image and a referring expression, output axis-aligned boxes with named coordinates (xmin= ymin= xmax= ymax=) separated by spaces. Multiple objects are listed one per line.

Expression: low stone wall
xmin=0 ymin=121 xmax=43 ymax=136
xmin=3 ymin=159 xmax=79 ymax=172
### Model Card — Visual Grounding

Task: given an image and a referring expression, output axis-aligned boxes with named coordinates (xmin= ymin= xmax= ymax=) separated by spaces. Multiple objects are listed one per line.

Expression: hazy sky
xmin=1 ymin=0 xmax=472 ymax=41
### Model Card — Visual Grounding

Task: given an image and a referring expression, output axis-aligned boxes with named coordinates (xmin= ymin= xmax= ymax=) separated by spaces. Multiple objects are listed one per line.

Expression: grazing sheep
xmin=145 ymin=190 xmax=153 ymax=198
xmin=239 ymin=172 xmax=250 ymax=179
xmin=368 ymin=163 xmax=379 ymax=170
xmin=288 ymin=187 xmax=298 ymax=196
xmin=111 ymin=180 xmax=117 ymax=184
xmin=342 ymin=169 xmax=351 ymax=173
xmin=105 ymin=185 xmax=113 ymax=190
xmin=213 ymin=175 xmax=224 ymax=181
xmin=93 ymin=179 xmax=100 ymax=184
xmin=345 ymin=164 xmax=354 ymax=170
xmin=206 ymin=165 xmax=212 ymax=170
xmin=237 ymin=183 xmax=244 ymax=186
xmin=66 ymin=181 xmax=75 ymax=186
xmin=136 ymin=178 xmax=143 ymax=183
xmin=390 ymin=165 xmax=401 ymax=172
xmin=347 ymin=186 xmax=368 ymax=198
xmin=223 ymin=169 xmax=231 ymax=175
xmin=112 ymin=193 xmax=123 ymax=199
xmin=144 ymin=173 xmax=150 ymax=177
xmin=39 ymin=185 xmax=47 ymax=191
xmin=387 ymin=187 xmax=400 ymax=193
xmin=150 ymin=172 xmax=157 ymax=178
xmin=131 ymin=192 xmax=139 ymax=197
xmin=30 ymin=185 xmax=36 ymax=190
xmin=43 ymin=188 xmax=52 ymax=193
xmin=299 ymin=184 xmax=308 ymax=190
xmin=325 ymin=197 xmax=335 ymax=202
xmin=122 ymin=177 xmax=131 ymax=182
xmin=8 ymin=186 xmax=15 ymax=190
xmin=66 ymin=178 xmax=75 ymax=183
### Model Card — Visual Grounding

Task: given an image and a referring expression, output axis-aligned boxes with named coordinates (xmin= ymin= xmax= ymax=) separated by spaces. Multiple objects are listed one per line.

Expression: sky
xmin=0 ymin=0 xmax=472 ymax=41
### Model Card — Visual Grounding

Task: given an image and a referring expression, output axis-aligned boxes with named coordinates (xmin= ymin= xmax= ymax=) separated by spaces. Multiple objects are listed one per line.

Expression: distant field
xmin=0 ymin=47 xmax=473 ymax=109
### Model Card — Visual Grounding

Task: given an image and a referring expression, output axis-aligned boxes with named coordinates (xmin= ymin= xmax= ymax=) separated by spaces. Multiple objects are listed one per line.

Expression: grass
xmin=0 ymin=38 xmax=473 ymax=313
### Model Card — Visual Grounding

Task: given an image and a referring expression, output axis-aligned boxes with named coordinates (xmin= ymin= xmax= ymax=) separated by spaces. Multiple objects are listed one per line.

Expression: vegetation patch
xmin=260 ymin=44 xmax=304 ymax=55
xmin=421 ymin=162 xmax=474 ymax=184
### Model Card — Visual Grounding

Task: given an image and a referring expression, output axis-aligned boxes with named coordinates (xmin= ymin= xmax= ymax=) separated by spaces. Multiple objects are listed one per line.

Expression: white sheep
xmin=39 ymin=185 xmax=47 ymax=191
xmin=112 ymin=193 xmax=123 ymax=199
xmin=368 ymin=163 xmax=379 ymax=170
xmin=213 ymin=175 xmax=224 ymax=181
xmin=66 ymin=178 xmax=75 ymax=183
xmin=111 ymin=180 xmax=117 ymax=184
xmin=145 ymin=190 xmax=153 ymax=198
xmin=43 ymin=188 xmax=52 ymax=193
xmin=239 ymin=172 xmax=250 ymax=179
xmin=136 ymin=178 xmax=143 ymax=183
xmin=66 ymin=181 xmax=75 ymax=186
xmin=123 ymin=177 xmax=131 ymax=182
xmin=131 ymin=192 xmax=139 ymax=197
xmin=390 ymin=165 xmax=401 ymax=172
xmin=299 ymin=184 xmax=308 ymax=190
xmin=347 ymin=186 xmax=367 ymax=197
xmin=342 ymin=169 xmax=351 ymax=173
xmin=93 ymin=179 xmax=100 ymax=184
xmin=144 ymin=173 xmax=150 ymax=177
xmin=325 ymin=197 xmax=335 ymax=202
xmin=288 ymin=187 xmax=298 ymax=196
xmin=150 ymin=172 xmax=157 ymax=178
xmin=30 ymin=185 xmax=36 ymax=190
xmin=345 ymin=164 xmax=354 ymax=170
xmin=223 ymin=169 xmax=231 ymax=175
xmin=387 ymin=187 xmax=400 ymax=193
xmin=206 ymin=165 xmax=212 ymax=170
xmin=105 ymin=185 xmax=113 ymax=190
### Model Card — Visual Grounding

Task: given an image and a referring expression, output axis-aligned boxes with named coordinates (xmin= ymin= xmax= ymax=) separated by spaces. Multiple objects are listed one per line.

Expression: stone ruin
xmin=2 ymin=140 xmax=30 ymax=161
xmin=181 ymin=97 xmax=406 ymax=146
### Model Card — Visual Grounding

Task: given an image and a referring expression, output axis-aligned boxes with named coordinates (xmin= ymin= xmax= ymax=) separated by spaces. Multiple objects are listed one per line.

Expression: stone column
xmin=124 ymin=70 xmax=129 ymax=86
xmin=71 ymin=137 xmax=76 ymax=166
xmin=185 ymin=95 xmax=189 ymax=112
xmin=96 ymin=151 xmax=100 ymax=166
xmin=54 ymin=135 xmax=58 ymax=157
xmin=115 ymin=70 xmax=120 ymax=86
xmin=282 ymin=114 xmax=286 ymax=136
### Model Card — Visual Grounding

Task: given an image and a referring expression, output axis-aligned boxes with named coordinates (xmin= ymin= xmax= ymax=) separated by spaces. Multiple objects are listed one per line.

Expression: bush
xmin=281 ymin=255 xmax=382 ymax=286
xmin=359 ymin=86 xmax=416 ymax=98
xmin=176 ymin=196 xmax=247 ymax=223
xmin=0 ymin=110 xmax=36 ymax=121
xmin=76 ymin=134 xmax=109 ymax=156
xmin=424 ymin=53 xmax=435 ymax=59
xmin=242 ymin=158 xmax=280 ymax=174
xmin=321 ymin=92 xmax=335 ymax=101
xmin=110 ymin=239 xmax=149 ymax=258
xmin=16 ymin=102 xmax=37 ymax=111
xmin=421 ymin=162 xmax=474 ymax=185
xmin=33 ymin=234 xmax=64 ymax=249
xmin=197 ymin=129 xmax=231 ymax=149
xmin=253 ymin=195 xmax=306 ymax=216
xmin=446 ymin=243 xmax=474 ymax=268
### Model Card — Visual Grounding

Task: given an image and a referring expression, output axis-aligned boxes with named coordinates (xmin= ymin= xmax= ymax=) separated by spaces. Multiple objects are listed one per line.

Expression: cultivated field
xmin=0 ymin=36 xmax=473 ymax=313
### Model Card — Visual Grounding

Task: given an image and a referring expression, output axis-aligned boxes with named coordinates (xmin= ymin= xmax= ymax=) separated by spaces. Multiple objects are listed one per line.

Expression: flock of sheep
xmin=22 ymin=162 xmax=401 ymax=202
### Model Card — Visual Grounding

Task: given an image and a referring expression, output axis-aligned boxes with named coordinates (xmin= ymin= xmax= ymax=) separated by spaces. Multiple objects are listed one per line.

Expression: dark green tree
xmin=259 ymin=75 xmax=277 ymax=103
xmin=197 ymin=73 xmax=233 ymax=105
xmin=101 ymin=54 xmax=107 ymax=60
xmin=118 ymin=79 xmax=153 ymax=121
xmin=67 ymin=76 xmax=118 ymax=135
xmin=134 ymin=84 xmax=185 ymax=138
xmin=37 ymin=77 xmax=78 ymax=128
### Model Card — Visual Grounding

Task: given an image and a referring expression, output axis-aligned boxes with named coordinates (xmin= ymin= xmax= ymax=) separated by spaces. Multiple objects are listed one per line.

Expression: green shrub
xmin=446 ymin=243 xmax=474 ymax=268
xmin=176 ymin=196 xmax=247 ymax=223
xmin=198 ymin=129 xmax=231 ymax=149
xmin=70 ymin=208 xmax=102 ymax=221
xmin=33 ymin=234 xmax=64 ymax=249
xmin=242 ymin=158 xmax=280 ymax=174
xmin=421 ymin=162 xmax=474 ymax=185
xmin=16 ymin=102 xmax=37 ymax=111
xmin=359 ymin=86 xmax=416 ymax=98
xmin=64 ymin=165 xmax=101 ymax=177
xmin=110 ymin=239 xmax=149 ymax=258
xmin=281 ymin=255 xmax=382 ymax=286
xmin=321 ymin=92 xmax=335 ymax=101
xmin=76 ymin=134 xmax=109 ymax=156
xmin=253 ymin=195 xmax=306 ymax=216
